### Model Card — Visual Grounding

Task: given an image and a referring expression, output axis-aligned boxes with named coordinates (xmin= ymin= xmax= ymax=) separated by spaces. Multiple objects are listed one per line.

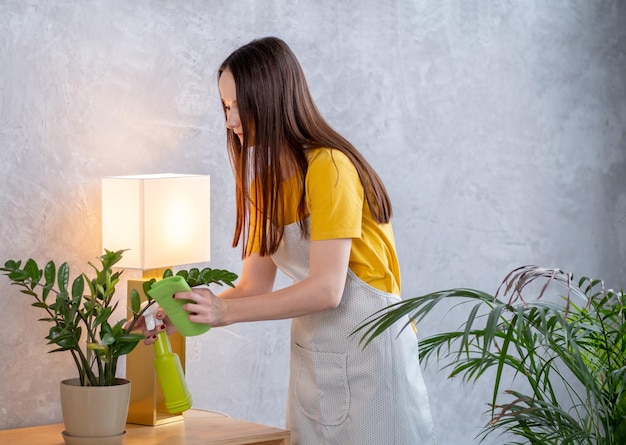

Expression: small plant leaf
xmin=24 ymin=259 xmax=41 ymax=283
xmin=94 ymin=307 xmax=112 ymax=326
xmin=130 ymin=289 xmax=141 ymax=314
xmin=57 ymin=262 xmax=70 ymax=292
xmin=71 ymin=275 xmax=84 ymax=300
xmin=100 ymin=333 xmax=115 ymax=347
xmin=43 ymin=261 xmax=55 ymax=285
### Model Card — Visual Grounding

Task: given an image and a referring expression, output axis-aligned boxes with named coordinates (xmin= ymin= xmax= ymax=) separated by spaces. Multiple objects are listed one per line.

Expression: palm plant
xmin=354 ymin=265 xmax=626 ymax=444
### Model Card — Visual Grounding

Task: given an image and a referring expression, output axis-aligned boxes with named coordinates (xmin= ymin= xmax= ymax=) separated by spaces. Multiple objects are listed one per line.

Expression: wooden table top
xmin=0 ymin=409 xmax=290 ymax=445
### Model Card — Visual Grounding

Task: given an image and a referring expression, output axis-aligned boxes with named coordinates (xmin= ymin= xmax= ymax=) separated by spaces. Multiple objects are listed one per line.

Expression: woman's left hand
xmin=174 ymin=288 xmax=230 ymax=327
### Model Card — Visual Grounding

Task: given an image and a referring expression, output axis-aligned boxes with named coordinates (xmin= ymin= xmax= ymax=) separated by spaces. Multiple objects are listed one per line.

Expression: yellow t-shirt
xmin=251 ymin=147 xmax=401 ymax=295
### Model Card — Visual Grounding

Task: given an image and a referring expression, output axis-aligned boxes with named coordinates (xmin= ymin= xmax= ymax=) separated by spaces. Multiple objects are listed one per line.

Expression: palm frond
xmin=354 ymin=265 xmax=625 ymax=444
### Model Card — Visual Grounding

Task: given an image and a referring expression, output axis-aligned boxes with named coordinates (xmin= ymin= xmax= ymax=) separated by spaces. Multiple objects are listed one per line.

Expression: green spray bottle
xmin=145 ymin=275 xmax=213 ymax=414
xmin=148 ymin=276 xmax=211 ymax=337
xmin=143 ymin=301 xmax=193 ymax=414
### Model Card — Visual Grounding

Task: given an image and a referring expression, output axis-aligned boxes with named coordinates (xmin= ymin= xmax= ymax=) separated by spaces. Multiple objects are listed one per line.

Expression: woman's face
xmin=218 ymin=70 xmax=244 ymax=144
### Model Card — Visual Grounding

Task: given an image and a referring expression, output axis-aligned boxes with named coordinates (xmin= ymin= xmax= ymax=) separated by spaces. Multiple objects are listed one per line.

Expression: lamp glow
xmin=101 ymin=174 xmax=210 ymax=270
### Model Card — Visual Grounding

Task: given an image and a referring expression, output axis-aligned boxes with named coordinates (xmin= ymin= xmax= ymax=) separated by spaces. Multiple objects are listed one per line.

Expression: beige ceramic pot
xmin=60 ymin=378 xmax=131 ymax=442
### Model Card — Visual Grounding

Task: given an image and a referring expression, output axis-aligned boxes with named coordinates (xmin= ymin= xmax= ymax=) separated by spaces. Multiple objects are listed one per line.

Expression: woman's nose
xmin=226 ymin=109 xmax=240 ymax=130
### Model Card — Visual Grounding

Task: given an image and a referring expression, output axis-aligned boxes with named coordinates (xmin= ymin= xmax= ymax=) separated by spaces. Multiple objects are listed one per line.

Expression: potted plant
xmin=354 ymin=265 xmax=626 ymax=444
xmin=1 ymin=249 xmax=237 ymax=442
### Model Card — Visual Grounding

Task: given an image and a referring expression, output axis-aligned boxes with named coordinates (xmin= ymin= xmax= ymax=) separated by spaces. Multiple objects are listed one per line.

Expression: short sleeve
xmin=306 ymin=149 xmax=364 ymax=240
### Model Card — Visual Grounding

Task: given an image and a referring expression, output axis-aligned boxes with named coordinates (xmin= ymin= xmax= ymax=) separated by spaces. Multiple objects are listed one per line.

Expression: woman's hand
xmin=175 ymin=287 xmax=230 ymax=327
xmin=130 ymin=309 xmax=178 ymax=345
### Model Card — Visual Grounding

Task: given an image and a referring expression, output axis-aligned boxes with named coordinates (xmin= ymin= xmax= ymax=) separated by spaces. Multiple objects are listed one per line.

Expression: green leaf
xmin=130 ymin=289 xmax=141 ymax=314
xmin=98 ymin=322 xmax=113 ymax=346
xmin=43 ymin=261 xmax=56 ymax=286
xmin=41 ymin=283 xmax=54 ymax=303
xmin=100 ymin=333 xmax=115 ymax=347
xmin=115 ymin=333 xmax=145 ymax=343
xmin=47 ymin=326 xmax=78 ymax=349
xmin=84 ymin=274 xmax=95 ymax=300
xmin=176 ymin=270 xmax=189 ymax=281
xmin=182 ymin=267 xmax=239 ymax=288
xmin=99 ymin=249 xmax=125 ymax=270
xmin=7 ymin=269 xmax=29 ymax=282
xmin=94 ymin=307 xmax=112 ymax=326
xmin=113 ymin=334 xmax=144 ymax=355
xmin=142 ymin=279 xmax=155 ymax=298
xmin=57 ymin=262 xmax=70 ymax=292
xmin=87 ymin=343 xmax=108 ymax=352
xmin=188 ymin=268 xmax=200 ymax=283
xmin=83 ymin=300 xmax=95 ymax=313
xmin=96 ymin=284 xmax=106 ymax=299
xmin=24 ymin=258 xmax=41 ymax=282
xmin=71 ymin=275 xmax=84 ymax=299
xmin=2 ymin=259 xmax=21 ymax=270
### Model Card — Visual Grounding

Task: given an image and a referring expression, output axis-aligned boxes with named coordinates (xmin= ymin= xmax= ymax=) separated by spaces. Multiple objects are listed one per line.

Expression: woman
xmin=144 ymin=36 xmax=435 ymax=444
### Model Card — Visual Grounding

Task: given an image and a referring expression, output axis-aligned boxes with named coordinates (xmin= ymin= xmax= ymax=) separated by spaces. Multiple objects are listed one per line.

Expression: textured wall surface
xmin=1 ymin=1 xmax=624 ymax=443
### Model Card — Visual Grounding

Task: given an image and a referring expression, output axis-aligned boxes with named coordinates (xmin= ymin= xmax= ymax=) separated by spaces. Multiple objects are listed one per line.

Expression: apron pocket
xmin=294 ymin=343 xmax=350 ymax=426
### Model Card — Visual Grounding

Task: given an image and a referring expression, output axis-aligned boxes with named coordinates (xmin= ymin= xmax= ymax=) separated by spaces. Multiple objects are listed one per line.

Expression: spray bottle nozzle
xmin=142 ymin=301 xmax=163 ymax=331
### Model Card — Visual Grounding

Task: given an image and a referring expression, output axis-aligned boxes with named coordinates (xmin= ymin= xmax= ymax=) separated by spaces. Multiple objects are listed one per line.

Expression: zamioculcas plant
xmin=1 ymin=249 xmax=237 ymax=387
xmin=354 ymin=265 xmax=626 ymax=444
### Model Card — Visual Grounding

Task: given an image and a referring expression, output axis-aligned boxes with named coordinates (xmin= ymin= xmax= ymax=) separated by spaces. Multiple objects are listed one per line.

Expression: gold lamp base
xmin=126 ymin=276 xmax=187 ymax=426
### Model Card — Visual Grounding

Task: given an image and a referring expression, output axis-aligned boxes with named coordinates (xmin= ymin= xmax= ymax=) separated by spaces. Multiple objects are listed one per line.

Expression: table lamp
xmin=102 ymin=174 xmax=210 ymax=426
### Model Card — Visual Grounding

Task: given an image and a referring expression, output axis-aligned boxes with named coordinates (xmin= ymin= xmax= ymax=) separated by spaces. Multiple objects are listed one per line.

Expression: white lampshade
xmin=102 ymin=174 xmax=210 ymax=270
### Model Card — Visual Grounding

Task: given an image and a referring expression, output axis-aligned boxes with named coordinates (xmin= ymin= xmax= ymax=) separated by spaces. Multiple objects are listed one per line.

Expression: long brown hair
xmin=218 ymin=37 xmax=392 ymax=257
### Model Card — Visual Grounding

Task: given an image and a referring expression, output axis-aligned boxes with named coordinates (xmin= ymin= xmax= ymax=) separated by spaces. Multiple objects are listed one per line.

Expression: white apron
xmin=272 ymin=219 xmax=436 ymax=445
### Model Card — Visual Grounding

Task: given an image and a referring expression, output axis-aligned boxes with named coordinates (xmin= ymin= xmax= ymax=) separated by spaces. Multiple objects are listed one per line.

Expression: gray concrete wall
xmin=1 ymin=1 xmax=624 ymax=443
